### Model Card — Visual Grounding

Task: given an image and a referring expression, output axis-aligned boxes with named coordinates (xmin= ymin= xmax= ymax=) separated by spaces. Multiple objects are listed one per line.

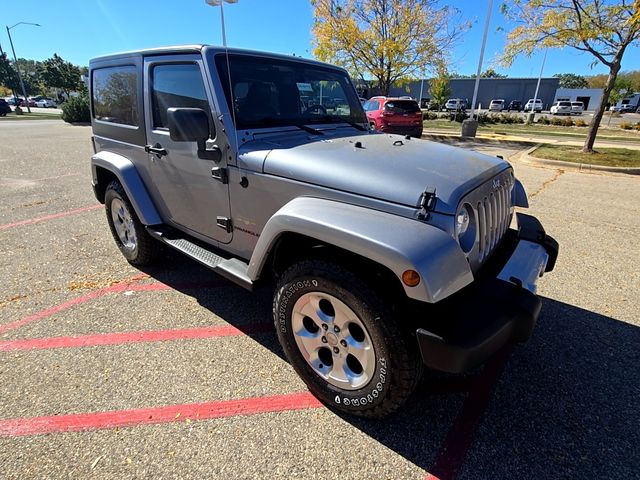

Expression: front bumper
xmin=416 ymin=213 xmax=558 ymax=374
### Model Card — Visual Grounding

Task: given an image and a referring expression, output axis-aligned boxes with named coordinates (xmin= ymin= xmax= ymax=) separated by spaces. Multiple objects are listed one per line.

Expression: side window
xmin=92 ymin=65 xmax=138 ymax=126
xmin=151 ymin=63 xmax=211 ymax=133
xmin=363 ymin=100 xmax=380 ymax=112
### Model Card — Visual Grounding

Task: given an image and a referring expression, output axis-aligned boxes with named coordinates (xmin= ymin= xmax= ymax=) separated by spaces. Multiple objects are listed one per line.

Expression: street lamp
xmin=6 ymin=22 xmax=40 ymax=114
xmin=462 ymin=0 xmax=493 ymax=138
xmin=205 ymin=0 xmax=238 ymax=47
xmin=526 ymin=48 xmax=547 ymax=125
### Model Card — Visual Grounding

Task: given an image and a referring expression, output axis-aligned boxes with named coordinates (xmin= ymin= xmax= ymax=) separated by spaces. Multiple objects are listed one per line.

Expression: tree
xmin=481 ymin=68 xmax=508 ymax=78
xmin=501 ymin=0 xmax=640 ymax=153
xmin=0 ymin=54 xmax=21 ymax=93
xmin=38 ymin=54 xmax=82 ymax=98
xmin=553 ymin=72 xmax=589 ymax=88
xmin=429 ymin=67 xmax=451 ymax=107
xmin=311 ymin=0 xmax=468 ymax=95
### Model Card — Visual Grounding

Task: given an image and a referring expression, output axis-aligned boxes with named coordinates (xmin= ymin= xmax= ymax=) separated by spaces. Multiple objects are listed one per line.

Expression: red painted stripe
xmin=0 ymin=392 xmax=322 ymax=437
xmin=0 ymin=277 xmax=226 ymax=336
xmin=0 ymin=274 xmax=148 ymax=335
xmin=426 ymin=346 xmax=514 ymax=480
xmin=0 ymin=323 xmax=271 ymax=352
xmin=0 ymin=204 xmax=102 ymax=231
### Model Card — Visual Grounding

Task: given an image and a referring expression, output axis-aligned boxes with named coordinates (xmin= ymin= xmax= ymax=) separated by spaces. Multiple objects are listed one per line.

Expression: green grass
xmin=532 ymin=144 xmax=640 ymax=167
xmin=0 ymin=112 xmax=61 ymax=121
xmin=423 ymin=119 xmax=640 ymax=142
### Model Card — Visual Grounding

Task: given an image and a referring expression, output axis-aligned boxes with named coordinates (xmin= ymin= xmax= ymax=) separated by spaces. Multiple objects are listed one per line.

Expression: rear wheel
xmin=273 ymin=259 xmax=421 ymax=417
xmin=104 ymin=180 xmax=160 ymax=266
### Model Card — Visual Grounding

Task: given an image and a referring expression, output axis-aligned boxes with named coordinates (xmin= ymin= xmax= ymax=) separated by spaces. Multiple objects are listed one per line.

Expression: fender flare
xmin=91 ymin=151 xmax=162 ymax=225
xmin=247 ymin=197 xmax=474 ymax=303
xmin=513 ymin=179 xmax=529 ymax=208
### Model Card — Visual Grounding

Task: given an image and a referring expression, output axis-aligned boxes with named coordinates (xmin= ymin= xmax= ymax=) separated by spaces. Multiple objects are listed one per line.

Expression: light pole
xmin=205 ymin=0 xmax=238 ymax=47
xmin=527 ymin=48 xmax=547 ymax=124
xmin=462 ymin=0 xmax=493 ymax=137
xmin=6 ymin=22 xmax=40 ymax=114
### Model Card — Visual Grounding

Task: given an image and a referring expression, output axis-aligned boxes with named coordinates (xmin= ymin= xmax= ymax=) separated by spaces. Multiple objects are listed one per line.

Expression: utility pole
xmin=462 ymin=0 xmax=493 ymax=137
xmin=6 ymin=22 xmax=41 ymax=114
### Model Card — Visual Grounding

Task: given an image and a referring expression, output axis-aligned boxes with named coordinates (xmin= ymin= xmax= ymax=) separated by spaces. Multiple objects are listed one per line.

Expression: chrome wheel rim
xmin=110 ymin=198 xmax=137 ymax=251
xmin=291 ymin=292 xmax=375 ymax=390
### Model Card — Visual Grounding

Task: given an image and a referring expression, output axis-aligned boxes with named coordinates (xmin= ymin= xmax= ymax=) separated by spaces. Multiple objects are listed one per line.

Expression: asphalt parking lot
xmin=1 ymin=120 xmax=638 ymax=479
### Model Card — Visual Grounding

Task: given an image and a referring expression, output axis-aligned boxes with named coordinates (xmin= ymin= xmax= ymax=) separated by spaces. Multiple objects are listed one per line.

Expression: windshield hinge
xmin=417 ymin=187 xmax=437 ymax=220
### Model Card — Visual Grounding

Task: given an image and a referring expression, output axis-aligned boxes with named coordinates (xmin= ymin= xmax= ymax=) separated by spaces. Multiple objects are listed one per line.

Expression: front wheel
xmin=273 ymin=260 xmax=421 ymax=417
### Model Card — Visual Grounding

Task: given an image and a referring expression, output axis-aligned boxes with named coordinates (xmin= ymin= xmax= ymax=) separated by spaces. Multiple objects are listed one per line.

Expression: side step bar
xmin=147 ymin=227 xmax=253 ymax=291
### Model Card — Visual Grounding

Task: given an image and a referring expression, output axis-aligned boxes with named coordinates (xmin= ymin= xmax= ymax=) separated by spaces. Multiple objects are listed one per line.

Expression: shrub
xmin=538 ymin=116 xmax=551 ymax=125
xmin=61 ymin=94 xmax=90 ymax=123
xmin=550 ymin=117 xmax=565 ymax=126
xmin=619 ymin=121 xmax=633 ymax=130
xmin=561 ymin=117 xmax=574 ymax=127
xmin=574 ymin=118 xmax=588 ymax=127
xmin=422 ymin=111 xmax=439 ymax=121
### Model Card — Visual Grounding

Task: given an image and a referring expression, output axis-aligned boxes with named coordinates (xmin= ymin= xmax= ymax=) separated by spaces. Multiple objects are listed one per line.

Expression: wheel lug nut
xmin=321 ymin=336 xmax=327 ymax=343
xmin=340 ymin=340 xmax=347 ymax=347
xmin=333 ymin=347 xmax=340 ymax=354
xmin=322 ymin=324 xmax=328 ymax=331
xmin=334 ymin=326 xmax=340 ymax=333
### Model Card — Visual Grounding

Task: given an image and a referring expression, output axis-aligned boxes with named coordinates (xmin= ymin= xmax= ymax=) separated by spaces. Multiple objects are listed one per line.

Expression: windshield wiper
xmin=293 ymin=123 xmax=324 ymax=135
xmin=243 ymin=117 xmax=324 ymax=135
xmin=315 ymin=115 xmax=368 ymax=131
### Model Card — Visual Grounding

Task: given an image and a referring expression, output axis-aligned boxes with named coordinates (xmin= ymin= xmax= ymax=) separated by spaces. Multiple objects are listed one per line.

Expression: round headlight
xmin=456 ymin=206 xmax=470 ymax=236
xmin=455 ymin=204 xmax=476 ymax=253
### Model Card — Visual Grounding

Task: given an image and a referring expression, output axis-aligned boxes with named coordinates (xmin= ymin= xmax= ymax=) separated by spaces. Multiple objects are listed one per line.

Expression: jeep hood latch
xmin=417 ymin=187 xmax=437 ymax=220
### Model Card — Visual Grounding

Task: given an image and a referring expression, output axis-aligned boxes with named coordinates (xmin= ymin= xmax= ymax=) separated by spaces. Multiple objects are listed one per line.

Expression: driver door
xmin=143 ymin=55 xmax=232 ymax=243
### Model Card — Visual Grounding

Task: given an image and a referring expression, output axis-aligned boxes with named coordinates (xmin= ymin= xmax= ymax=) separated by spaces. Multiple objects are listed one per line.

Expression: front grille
xmin=460 ymin=170 xmax=514 ymax=271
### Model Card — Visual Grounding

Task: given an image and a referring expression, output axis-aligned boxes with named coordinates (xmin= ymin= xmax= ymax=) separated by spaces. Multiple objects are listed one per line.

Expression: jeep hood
xmin=248 ymin=132 xmax=510 ymax=214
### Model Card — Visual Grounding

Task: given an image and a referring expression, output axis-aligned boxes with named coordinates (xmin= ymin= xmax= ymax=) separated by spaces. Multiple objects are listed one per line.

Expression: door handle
xmin=144 ymin=143 xmax=167 ymax=157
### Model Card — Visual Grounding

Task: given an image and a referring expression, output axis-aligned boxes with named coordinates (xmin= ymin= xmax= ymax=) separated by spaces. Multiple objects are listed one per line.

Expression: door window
xmin=151 ymin=63 xmax=212 ymax=134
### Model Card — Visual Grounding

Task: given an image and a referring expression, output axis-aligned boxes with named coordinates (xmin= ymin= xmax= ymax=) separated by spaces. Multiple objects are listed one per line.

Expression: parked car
xmin=445 ymin=98 xmax=467 ymax=112
xmin=5 ymin=97 xmax=23 ymax=106
xmin=89 ymin=44 xmax=557 ymax=418
xmin=419 ymin=98 xmax=430 ymax=109
xmin=524 ymin=99 xmax=543 ymax=112
xmin=488 ymin=99 xmax=505 ymax=112
xmin=619 ymin=103 xmax=637 ymax=113
xmin=0 ymin=98 xmax=11 ymax=116
xmin=19 ymin=99 xmax=36 ymax=107
xmin=427 ymin=101 xmax=441 ymax=111
xmin=34 ymin=98 xmax=57 ymax=108
xmin=637 ymin=105 xmax=640 ymax=113
xmin=550 ymin=101 xmax=572 ymax=115
xmin=364 ymin=96 xmax=423 ymax=137
xmin=609 ymin=105 xmax=621 ymax=112
xmin=570 ymin=101 xmax=584 ymax=115
xmin=507 ymin=100 xmax=522 ymax=112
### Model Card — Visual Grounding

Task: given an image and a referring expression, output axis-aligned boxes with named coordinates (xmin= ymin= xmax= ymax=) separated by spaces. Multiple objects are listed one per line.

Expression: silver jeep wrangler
xmin=89 ymin=45 xmax=558 ymax=417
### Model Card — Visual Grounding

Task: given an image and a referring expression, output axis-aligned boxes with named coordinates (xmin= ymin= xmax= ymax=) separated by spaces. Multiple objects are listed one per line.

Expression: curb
xmin=521 ymin=145 xmax=640 ymax=175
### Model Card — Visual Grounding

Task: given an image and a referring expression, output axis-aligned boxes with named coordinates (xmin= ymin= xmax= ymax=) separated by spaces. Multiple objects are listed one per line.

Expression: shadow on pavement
xmin=140 ymin=253 xmax=639 ymax=478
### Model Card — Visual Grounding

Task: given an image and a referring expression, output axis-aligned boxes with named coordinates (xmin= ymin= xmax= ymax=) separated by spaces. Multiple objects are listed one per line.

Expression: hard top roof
xmin=89 ymin=44 xmax=341 ymax=70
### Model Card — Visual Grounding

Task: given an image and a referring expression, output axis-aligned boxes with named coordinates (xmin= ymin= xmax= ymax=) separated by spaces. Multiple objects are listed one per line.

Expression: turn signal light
xmin=402 ymin=270 xmax=421 ymax=287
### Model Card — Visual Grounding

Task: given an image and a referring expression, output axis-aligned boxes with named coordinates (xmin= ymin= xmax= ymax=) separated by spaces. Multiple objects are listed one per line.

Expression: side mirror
xmin=167 ymin=107 xmax=210 ymax=142
xmin=167 ymin=107 xmax=221 ymax=162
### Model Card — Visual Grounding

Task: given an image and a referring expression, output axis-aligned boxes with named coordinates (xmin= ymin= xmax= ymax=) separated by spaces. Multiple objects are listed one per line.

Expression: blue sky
xmin=1 ymin=0 xmax=638 ymax=78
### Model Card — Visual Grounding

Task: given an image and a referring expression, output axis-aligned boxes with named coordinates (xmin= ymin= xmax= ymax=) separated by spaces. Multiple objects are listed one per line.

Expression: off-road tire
xmin=104 ymin=180 xmax=160 ymax=266
xmin=273 ymin=259 xmax=422 ymax=418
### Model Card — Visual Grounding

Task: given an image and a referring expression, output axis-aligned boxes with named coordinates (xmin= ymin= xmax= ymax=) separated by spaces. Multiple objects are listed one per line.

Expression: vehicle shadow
xmin=139 ymin=253 xmax=639 ymax=479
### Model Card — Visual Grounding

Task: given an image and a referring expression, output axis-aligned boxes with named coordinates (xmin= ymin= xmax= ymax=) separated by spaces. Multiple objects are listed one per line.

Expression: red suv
xmin=363 ymin=96 xmax=423 ymax=138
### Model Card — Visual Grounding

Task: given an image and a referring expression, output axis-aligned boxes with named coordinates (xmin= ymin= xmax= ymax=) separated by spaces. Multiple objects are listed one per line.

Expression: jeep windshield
xmin=214 ymin=53 xmax=367 ymax=130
